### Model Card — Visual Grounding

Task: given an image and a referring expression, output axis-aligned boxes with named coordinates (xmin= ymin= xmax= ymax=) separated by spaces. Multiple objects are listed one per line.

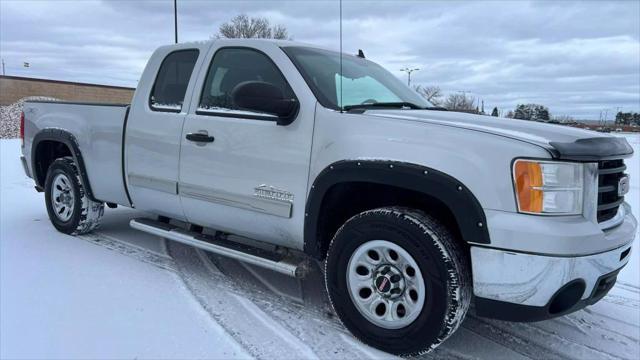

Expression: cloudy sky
xmin=1 ymin=0 xmax=638 ymax=119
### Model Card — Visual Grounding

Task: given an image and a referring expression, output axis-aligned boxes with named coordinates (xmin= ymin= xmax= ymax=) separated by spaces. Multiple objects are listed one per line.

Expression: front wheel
xmin=44 ymin=157 xmax=104 ymax=235
xmin=324 ymin=207 xmax=471 ymax=356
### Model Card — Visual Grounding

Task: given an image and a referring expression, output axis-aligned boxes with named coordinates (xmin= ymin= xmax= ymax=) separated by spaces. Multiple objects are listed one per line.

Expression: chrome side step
xmin=130 ymin=218 xmax=307 ymax=278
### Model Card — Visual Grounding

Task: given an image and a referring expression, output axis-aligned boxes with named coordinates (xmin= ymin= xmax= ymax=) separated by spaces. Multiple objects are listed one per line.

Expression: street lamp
xmin=400 ymin=67 xmax=419 ymax=87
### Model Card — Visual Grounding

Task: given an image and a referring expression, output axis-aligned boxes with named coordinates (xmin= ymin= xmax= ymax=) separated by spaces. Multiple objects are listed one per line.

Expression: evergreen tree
xmin=512 ymin=103 xmax=550 ymax=121
xmin=514 ymin=104 xmax=529 ymax=120
xmin=535 ymin=106 xmax=550 ymax=121
xmin=615 ymin=111 xmax=623 ymax=124
xmin=491 ymin=107 xmax=499 ymax=117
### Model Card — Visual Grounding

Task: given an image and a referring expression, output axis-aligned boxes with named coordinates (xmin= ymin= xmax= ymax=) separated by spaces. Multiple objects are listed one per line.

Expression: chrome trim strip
xmin=583 ymin=162 xmax=599 ymax=223
xmin=128 ymin=173 xmax=177 ymax=194
xmin=179 ymin=183 xmax=292 ymax=218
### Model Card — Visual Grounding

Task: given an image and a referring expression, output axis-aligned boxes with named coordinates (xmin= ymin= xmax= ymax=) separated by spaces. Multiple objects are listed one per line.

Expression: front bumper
xmin=472 ymin=203 xmax=636 ymax=322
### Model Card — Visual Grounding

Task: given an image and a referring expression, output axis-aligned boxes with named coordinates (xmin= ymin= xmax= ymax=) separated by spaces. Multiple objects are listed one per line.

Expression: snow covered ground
xmin=1 ymin=135 xmax=639 ymax=359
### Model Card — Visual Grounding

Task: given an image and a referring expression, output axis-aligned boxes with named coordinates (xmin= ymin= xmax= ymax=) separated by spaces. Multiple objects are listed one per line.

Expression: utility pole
xmin=174 ymin=0 xmax=178 ymax=44
xmin=400 ymin=67 xmax=419 ymax=87
xmin=599 ymin=111 xmax=603 ymax=126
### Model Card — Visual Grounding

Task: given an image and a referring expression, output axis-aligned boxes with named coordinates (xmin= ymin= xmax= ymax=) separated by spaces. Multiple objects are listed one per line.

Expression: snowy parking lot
xmin=1 ymin=135 xmax=639 ymax=359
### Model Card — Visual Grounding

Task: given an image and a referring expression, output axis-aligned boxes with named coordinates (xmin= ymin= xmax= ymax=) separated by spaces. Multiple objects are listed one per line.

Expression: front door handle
xmin=186 ymin=132 xmax=215 ymax=143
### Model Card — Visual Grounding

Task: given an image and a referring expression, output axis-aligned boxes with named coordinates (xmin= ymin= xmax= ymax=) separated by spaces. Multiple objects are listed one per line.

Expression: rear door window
xmin=150 ymin=49 xmax=199 ymax=112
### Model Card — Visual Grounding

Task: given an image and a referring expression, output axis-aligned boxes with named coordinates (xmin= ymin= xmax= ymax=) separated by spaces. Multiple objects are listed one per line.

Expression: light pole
xmin=174 ymin=0 xmax=178 ymax=44
xmin=400 ymin=67 xmax=419 ymax=87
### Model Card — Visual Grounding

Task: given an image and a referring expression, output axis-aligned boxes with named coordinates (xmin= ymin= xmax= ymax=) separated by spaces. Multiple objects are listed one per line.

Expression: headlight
xmin=513 ymin=159 xmax=583 ymax=215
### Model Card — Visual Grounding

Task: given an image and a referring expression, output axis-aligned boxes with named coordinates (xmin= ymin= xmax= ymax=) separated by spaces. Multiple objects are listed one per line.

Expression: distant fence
xmin=0 ymin=75 xmax=135 ymax=106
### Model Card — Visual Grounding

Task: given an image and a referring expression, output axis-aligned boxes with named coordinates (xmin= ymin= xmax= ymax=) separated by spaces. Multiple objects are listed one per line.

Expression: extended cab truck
xmin=20 ymin=39 xmax=636 ymax=355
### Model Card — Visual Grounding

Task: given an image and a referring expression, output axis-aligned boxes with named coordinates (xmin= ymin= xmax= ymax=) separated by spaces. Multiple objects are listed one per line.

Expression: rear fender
xmin=32 ymin=128 xmax=98 ymax=202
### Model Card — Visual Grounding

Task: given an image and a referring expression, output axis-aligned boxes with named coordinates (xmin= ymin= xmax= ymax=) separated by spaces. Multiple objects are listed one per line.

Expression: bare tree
xmin=272 ymin=24 xmax=289 ymax=40
xmin=413 ymin=85 xmax=442 ymax=105
xmin=215 ymin=14 xmax=290 ymax=40
xmin=444 ymin=93 xmax=476 ymax=112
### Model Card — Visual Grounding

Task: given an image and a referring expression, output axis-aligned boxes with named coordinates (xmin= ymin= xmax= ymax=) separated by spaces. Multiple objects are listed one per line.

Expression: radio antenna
xmin=339 ymin=0 xmax=343 ymax=113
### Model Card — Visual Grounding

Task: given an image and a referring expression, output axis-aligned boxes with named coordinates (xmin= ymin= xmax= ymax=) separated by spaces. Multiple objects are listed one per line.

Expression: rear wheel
xmin=44 ymin=157 xmax=104 ymax=235
xmin=324 ymin=207 xmax=471 ymax=356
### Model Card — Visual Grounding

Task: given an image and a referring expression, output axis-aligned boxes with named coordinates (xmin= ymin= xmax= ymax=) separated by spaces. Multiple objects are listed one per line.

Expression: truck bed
xmin=23 ymin=100 xmax=131 ymax=206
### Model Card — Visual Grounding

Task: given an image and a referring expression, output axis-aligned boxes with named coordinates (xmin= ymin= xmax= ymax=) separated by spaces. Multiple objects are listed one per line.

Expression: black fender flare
xmin=303 ymin=160 xmax=490 ymax=258
xmin=32 ymin=128 xmax=99 ymax=202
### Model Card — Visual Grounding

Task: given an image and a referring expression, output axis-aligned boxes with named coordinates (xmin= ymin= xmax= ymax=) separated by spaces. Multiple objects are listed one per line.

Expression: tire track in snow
xmin=583 ymin=307 xmax=639 ymax=329
xmin=470 ymin=315 xmax=627 ymax=360
xmin=463 ymin=315 xmax=567 ymax=359
xmin=199 ymin=249 xmax=398 ymax=359
xmin=168 ymin=242 xmax=311 ymax=359
xmin=230 ymin=293 xmax=320 ymax=360
xmin=77 ymin=229 xmax=396 ymax=359
xmin=79 ymin=231 xmax=176 ymax=272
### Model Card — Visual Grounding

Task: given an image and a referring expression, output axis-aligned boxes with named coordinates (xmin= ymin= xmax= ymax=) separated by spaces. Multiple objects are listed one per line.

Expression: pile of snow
xmin=0 ymin=97 xmax=58 ymax=139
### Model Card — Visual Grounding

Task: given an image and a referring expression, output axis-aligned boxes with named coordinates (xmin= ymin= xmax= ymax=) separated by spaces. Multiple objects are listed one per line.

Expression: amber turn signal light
xmin=514 ymin=160 xmax=543 ymax=213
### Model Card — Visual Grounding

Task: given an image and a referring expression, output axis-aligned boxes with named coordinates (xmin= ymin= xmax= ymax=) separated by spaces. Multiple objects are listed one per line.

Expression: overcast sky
xmin=1 ymin=0 xmax=638 ymax=119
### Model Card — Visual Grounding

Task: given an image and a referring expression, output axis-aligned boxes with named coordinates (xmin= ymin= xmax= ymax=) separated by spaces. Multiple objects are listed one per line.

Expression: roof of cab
xmin=156 ymin=38 xmax=335 ymax=53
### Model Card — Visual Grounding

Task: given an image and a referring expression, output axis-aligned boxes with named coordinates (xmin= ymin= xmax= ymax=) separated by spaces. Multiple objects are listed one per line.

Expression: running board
xmin=130 ymin=218 xmax=307 ymax=278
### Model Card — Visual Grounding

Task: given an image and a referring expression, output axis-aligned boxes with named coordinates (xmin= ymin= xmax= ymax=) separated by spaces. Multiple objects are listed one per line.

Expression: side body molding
xmin=304 ymin=160 xmax=490 ymax=258
xmin=31 ymin=128 xmax=98 ymax=202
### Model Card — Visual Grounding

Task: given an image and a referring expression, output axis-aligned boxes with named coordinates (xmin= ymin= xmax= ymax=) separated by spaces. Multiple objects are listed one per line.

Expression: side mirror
xmin=231 ymin=81 xmax=298 ymax=125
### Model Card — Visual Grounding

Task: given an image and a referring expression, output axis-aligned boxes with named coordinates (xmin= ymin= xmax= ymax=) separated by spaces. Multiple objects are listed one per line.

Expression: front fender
xmin=309 ymin=105 xmax=552 ymax=212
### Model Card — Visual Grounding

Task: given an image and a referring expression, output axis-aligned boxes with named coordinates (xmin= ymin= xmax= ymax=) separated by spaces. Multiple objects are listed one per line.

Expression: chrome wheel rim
xmin=51 ymin=173 xmax=75 ymax=222
xmin=347 ymin=240 xmax=426 ymax=329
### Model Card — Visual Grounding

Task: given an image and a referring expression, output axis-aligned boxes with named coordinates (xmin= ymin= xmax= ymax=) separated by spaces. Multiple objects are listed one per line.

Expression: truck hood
xmin=365 ymin=109 xmax=634 ymax=161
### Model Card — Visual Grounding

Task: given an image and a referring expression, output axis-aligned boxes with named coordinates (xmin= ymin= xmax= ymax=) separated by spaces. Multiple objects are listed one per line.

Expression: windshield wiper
xmin=343 ymin=102 xmax=424 ymax=111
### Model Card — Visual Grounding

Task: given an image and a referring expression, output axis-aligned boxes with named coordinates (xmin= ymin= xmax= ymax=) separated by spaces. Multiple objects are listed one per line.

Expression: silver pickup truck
xmin=20 ymin=39 xmax=636 ymax=355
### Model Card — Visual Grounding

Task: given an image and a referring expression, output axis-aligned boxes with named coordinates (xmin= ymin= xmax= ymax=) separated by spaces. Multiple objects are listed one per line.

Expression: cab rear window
xmin=150 ymin=49 xmax=199 ymax=112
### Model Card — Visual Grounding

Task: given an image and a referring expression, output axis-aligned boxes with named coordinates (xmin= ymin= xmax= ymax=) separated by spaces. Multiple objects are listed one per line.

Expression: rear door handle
xmin=186 ymin=132 xmax=215 ymax=143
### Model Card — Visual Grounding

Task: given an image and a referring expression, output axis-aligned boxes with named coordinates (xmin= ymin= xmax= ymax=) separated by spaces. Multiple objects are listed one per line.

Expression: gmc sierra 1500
xmin=20 ymin=39 xmax=636 ymax=355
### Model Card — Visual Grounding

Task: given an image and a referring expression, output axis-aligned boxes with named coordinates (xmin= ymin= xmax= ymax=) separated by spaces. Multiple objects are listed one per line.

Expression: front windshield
xmin=282 ymin=46 xmax=431 ymax=110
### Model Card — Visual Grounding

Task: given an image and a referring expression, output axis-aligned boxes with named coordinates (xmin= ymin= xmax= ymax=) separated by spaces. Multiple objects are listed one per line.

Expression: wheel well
xmin=34 ymin=140 xmax=72 ymax=186
xmin=314 ymin=182 xmax=468 ymax=260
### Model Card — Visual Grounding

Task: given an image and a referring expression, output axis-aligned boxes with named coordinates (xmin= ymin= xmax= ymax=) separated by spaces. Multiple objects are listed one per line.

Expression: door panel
xmin=125 ymin=45 xmax=207 ymax=220
xmin=179 ymin=43 xmax=315 ymax=249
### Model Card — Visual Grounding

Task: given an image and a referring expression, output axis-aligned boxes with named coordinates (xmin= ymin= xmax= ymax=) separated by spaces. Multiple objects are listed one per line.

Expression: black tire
xmin=44 ymin=157 xmax=104 ymax=235
xmin=324 ymin=207 xmax=471 ymax=356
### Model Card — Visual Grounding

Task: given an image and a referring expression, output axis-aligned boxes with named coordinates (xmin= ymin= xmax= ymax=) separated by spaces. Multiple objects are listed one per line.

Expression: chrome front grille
xmin=597 ymin=159 xmax=626 ymax=223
